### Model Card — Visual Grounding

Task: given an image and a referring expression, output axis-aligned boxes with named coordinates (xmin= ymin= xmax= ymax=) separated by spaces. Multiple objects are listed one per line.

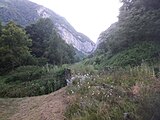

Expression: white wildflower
xmin=71 ymin=90 xmax=74 ymax=94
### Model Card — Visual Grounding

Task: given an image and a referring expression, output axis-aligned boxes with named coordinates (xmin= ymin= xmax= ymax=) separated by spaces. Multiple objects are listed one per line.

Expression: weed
xmin=65 ymin=65 xmax=160 ymax=120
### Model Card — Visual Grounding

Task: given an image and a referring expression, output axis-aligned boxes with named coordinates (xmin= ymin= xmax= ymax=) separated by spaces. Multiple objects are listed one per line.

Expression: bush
xmin=70 ymin=63 xmax=98 ymax=75
xmin=5 ymin=66 xmax=46 ymax=83
xmin=0 ymin=65 xmax=67 ymax=97
xmin=65 ymin=65 xmax=160 ymax=120
xmin=138 ymin=81 xmax=160 ymax=120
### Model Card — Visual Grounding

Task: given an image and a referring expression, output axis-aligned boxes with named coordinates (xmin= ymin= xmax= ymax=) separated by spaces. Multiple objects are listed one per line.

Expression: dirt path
xmin=0 ymin=87 xmax=71 ymax=120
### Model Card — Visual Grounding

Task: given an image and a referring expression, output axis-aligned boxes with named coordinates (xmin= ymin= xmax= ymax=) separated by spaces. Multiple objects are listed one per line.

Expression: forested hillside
xmin=0 ymin=0 xmax=92 ymax=99
xmin=94 ymin=0 xmax=160 ymax=67
xmin=63 ymin=1 xmax=160 ymax=119
xmin=0 ymin=18 xmax=75 ymax=74
xmin=0 ymin=0 xmax=95 ymax=55
xmin=0 ymin=0 xmax=160 ymax=120
xmin=0 ymin=18 xmax=76 ymax=97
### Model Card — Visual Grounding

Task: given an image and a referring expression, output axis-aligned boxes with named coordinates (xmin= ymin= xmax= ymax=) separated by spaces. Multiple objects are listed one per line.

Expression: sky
xmin=29 ymin=0 xmax=122 ymax=43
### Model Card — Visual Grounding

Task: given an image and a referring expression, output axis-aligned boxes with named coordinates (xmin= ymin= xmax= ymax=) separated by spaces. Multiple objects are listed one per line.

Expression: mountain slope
xmin=0 ymin=0 xmax=95 ymax=54
xmin=94 ymin=0 xmax=160 ymax=66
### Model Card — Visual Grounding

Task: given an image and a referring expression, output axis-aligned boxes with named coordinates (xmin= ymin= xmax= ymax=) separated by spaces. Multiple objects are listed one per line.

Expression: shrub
xmin=70 ymin=63 xmax=98 ymax=75
xmin=5 ymin=66 xmax=46 ymax=83
xmin=65 ymin=65 xmax=160 ymax=120
xmin=0 ymin=65 xmax=67 ymax=97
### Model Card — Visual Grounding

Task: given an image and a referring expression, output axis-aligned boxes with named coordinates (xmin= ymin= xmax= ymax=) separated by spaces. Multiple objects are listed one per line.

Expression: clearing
xmin=0 ymin=87 xmax=71 ymax=120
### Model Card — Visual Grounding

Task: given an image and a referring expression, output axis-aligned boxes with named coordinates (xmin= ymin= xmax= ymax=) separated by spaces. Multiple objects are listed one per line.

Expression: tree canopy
xmin=95 ymin=0 xmax=160 ymax=66
xmin=0 ymin=21 xmax=32 ymax=73
xmin=0 ymin=18 xmax=76 ymax=74
xmin=26 ymin=18 xmax=75 ymax=65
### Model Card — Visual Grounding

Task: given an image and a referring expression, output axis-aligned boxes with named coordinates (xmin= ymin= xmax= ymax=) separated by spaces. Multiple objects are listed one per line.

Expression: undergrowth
xmin=65 ymin=64 xmax=160 ymax=120
xmin=0 ymin=65 xmax=67 ymax=98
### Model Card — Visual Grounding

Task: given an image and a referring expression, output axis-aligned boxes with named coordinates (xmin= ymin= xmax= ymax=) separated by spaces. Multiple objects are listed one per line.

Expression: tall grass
xmin=70 ymin=63 xmax=98 ymax=75
xmin=0 ymin=65 xmax=67 ymax=98
xmin=65 ymin=64 xmax=160 ymax=120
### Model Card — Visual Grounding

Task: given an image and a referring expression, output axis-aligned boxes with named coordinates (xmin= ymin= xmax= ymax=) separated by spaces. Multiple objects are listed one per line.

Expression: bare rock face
xmin=0 ymin=0 xmax=96 ymax=54
xmin=36 ymin=6 xmax=95 ymax=54
xmin=57 ymin=25 xmax=95 ymax=54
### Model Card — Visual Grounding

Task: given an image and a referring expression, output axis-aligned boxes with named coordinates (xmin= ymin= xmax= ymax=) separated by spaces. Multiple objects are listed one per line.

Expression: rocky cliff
xmin=0 ymin=0 xmax=95 ymax=54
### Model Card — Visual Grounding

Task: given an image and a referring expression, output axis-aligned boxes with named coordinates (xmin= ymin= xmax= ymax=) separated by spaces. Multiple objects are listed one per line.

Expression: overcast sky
xmin=29 ymin=0 xmax=122 ymax=43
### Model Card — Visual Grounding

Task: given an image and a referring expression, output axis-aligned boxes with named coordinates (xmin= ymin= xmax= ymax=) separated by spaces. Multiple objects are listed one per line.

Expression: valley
xmin=0 ymin=0 xmax=160 ymax=120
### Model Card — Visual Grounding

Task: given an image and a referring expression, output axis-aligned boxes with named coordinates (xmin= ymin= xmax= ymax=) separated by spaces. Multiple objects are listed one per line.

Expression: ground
xmin=0 ymin=87 xmax=71 ymax=120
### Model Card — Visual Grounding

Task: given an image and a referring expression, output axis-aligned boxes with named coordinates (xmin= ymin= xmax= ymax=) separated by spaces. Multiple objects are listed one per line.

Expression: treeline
xmin=0 ymin=18 xmax=75 ymax=74
xmin=95 ymin=0 xmax=160 ymax=66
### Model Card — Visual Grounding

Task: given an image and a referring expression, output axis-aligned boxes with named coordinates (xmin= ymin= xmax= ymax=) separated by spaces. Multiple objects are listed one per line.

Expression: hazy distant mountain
xmin=0 ymin=0 xmax=95 ymax=54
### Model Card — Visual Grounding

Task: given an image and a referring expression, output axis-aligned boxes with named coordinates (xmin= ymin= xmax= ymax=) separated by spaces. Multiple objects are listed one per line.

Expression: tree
xmin=98 ymin=0 xmax=160 ymax=53
xmin=25 ymin=18 xmax=54 ymax=57
xmin=46 ymin=30 xmax=75 ymax=65
xmin=95 ymin=0 xmax=160 ymax=66
xmin=0 ymin=21 xmax=32 ymax=73
xmin=119 ymin=0 xmax=160 ymax=44
xmin=0 ymin=21 xmax=2 ymax=36
xmin=26 ymin=18 xmax=76 ymax=65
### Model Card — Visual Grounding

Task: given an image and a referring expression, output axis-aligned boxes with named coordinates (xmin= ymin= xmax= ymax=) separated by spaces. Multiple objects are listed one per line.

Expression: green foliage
xmin=139 ymin=92 xmax=160 ymax=120
xmin=0 ymin=65 xmax=67 ymax=97
xmin=0 ymin=19 xmax=76 ymax=97
xmin=5 ymin=66 xmax=46 ymax=83
xmin=0 ymin=0 xmax=94 ymax=51
xmin=26 ymin=18 xmax=76 ymax=65
xmin=65 ymin=65 xmax=160 ymax=120
xmin=25 ymin=18 xmax=54 ymax=57
xmin=104 ymin=42 xmax=160 ymax=66
xmin=0 ymin=21 xmax=33 ymax=74
xmin=0 ymin=0 xmax=94 ymax=58
xmin=70 ymin=63 xmax=98 ymax=75
xmin=95 ymin=0 xmax=160 ymax=66
xmin=0 ymin=21 xmax=2 ymax=35
xmin=47 ymin=31 xmax=75 ymax=65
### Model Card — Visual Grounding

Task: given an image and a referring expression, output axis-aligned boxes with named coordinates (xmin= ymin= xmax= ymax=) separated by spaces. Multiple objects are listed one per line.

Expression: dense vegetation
xmin=0 ymin=18 xmax=75 ymax=74
xmin=0 ymin=0 xmax=160 ymax=119
xmin=65 ymin=63 xmax=160 ymax=120
xmin=0 ymin=21 xmax=33 ymax=74
xmin=0 ymin=0 xmax=95 ymax=55
xmin=94 ymin=0 xmax=160 ymax=67
xmin=0 ymin=18 xmax=76 ymax=97
xmin=0 ymin=65 xmax=67 ymax=97
xmin=64 ymin=0 xmax=160 ymax=119
xmin=25 ymin=18 xmax=75 ymax=65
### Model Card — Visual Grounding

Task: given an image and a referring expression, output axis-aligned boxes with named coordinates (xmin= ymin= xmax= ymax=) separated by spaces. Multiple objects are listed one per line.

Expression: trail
xmin=0 ymin=87 xmax=71 ymax=120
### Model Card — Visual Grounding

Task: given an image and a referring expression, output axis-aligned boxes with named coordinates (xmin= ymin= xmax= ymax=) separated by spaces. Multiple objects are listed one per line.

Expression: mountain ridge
xmin=0 ymin=0 xmax=95 ymax=54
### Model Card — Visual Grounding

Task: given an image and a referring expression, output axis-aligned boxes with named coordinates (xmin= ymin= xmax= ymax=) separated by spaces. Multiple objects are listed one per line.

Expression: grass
xmin=0 ymin=65 xmax=67 ymax=98
xmin=69 ymin=63 xmax=98 ymax=75
xmin=89 ymin=41 xmax=160 ymax=69
xmin=0 ymin=62 xmax=159 ymax=119
xmin=65 ymin=64 xmax=160 ymax=120
xmin=0 ymin=98 xmax=22 ymax=120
